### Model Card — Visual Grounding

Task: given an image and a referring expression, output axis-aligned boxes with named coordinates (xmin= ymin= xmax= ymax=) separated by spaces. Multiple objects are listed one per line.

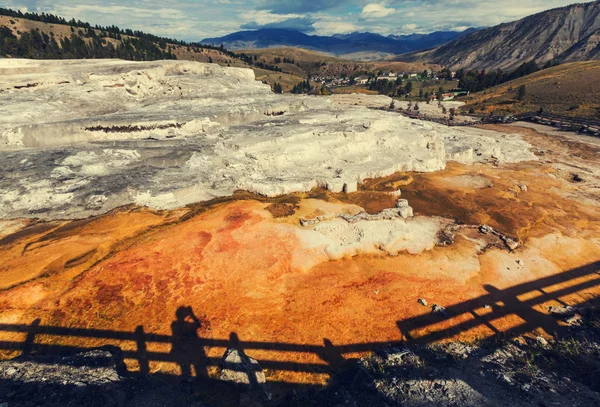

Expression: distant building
xmin=356 ymin=75 xmax=369 ymax=85
xmin=430 ymin=92 xmax=457 ymax=101
xmin=376 ymin=73 xmax=399 ymax=81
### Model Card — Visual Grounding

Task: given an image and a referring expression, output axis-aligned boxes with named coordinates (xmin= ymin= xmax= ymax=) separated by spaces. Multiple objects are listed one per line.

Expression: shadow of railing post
xmin=134 ymin=325 xmax=149 ymax=375
xmin=320 ymin=338 xmax=346 ymax=369
xmin=22 ymin=318 xmax=40 ymax=356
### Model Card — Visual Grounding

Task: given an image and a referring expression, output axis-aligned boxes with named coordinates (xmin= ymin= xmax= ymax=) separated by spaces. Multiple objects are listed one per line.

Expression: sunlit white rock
xmin=0 ymin=59 xmax=538 ymax=219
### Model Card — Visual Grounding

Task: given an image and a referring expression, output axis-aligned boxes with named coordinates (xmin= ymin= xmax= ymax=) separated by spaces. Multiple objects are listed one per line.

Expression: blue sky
xmin=3 ymin=0 xmax=588 ymax=40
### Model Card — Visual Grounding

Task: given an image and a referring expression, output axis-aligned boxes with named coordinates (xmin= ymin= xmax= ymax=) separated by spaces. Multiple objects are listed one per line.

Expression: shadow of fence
xmin=398 ymin=260 xmax=600 ymax=343
xmin=0 ymin=261 xmax=598 ymax=387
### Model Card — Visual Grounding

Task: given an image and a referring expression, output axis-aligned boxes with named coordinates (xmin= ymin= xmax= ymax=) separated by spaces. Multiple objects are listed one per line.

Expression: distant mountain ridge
xmin=387 ymin=28 xmax=480 ymax=46
xmin=201 ymin=28 xmax=476 ymax=57
xmin=397 ymin=0 xmax=600 ymax=71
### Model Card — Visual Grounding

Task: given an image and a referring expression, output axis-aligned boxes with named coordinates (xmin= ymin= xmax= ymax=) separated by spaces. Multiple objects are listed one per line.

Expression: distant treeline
xmin=291 ymin=80 xmax=312 ymax=94
xmin=368 ymin=77 xmax=417 ymax=97
xmin=274 ymin=57 xmax=296 ymax=65
xmin=457 ymin=60 xmax=558 ymax=93
xmin=0 ymin=7 xmax=284 ymax=73
xmin=365 ymin=60 xmax=559 ymax=98
xmin=291 ymin=79 xmax=330 ymax=96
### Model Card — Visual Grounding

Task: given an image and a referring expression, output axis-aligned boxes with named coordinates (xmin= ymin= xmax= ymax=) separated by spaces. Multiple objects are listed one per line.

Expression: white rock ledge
xmin=0 ymin=59 xmax=537 ymax=219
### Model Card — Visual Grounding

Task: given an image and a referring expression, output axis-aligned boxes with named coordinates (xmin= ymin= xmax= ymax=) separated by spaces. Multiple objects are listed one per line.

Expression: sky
xmin=2 ymin=0 xmax=589 ymax=40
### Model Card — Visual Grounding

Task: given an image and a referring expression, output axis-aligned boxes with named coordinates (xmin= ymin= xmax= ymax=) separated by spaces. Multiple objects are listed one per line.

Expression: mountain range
xmin=397 ymin=0 xmax=600 ymax=71
xmin=201 ymin=28 xmax=478 ymax=57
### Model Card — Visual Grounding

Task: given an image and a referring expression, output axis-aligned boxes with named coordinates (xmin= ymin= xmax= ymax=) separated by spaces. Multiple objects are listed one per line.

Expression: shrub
xmin=517 ymin=85 xmax=527 ymax=101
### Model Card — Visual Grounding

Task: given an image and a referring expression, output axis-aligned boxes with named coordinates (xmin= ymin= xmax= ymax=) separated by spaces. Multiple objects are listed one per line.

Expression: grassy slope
xmin=0 ymin=15 xmax=303 ymax=91
xmin=241 ymin=47 xmax=439 ymax=78
xmin=463 ymin=61 xmax=600 ymax=118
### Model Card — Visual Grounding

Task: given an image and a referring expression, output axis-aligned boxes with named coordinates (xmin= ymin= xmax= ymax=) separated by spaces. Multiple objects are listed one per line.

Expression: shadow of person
xmin=22 ymin=318 xmax=41 ymax=356
xmin=170 ymin=306 xmax=207 ymax=380
xmin=321 ymin=338 xmax=346 ymax=370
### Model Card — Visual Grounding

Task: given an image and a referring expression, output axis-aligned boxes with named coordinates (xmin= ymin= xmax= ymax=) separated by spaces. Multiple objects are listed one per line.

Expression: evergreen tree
xmin=517 ymin=85 xmax=527 ymax=101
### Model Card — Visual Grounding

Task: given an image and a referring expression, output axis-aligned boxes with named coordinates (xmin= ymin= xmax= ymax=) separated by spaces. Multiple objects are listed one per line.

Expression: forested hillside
xmin=0 ymin=8 xmax=285 ymax=69
xmin=0 ymin=24 xmax=179 ymax=60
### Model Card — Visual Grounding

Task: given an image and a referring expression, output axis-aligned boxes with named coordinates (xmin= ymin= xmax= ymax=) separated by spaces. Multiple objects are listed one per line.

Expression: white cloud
xmin=451 ymin=25 xmax=472 ymax=32
xmin=312 ymin=20 xmax=357 ymax=35
xmin=241 ymin=10 xmax=303 ymax=25
xmin=361 ymin=3 xmax=396 ymax=19
xmin=56 ymin=4 xmax=188 ymax=20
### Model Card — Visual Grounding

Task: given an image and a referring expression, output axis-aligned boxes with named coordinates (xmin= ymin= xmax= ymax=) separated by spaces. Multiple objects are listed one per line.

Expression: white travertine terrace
xmin=0 ymin=59 xmax=537 ymax=219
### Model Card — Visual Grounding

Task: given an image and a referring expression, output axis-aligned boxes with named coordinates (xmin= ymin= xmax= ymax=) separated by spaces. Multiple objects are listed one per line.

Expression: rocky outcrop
xmin=479 ymin=225 xmax=520 ymax=251
xmin=294 ymin=199 xmax=448 ymax=260
xmin=398 ymin=1 xmax=600 ymax=71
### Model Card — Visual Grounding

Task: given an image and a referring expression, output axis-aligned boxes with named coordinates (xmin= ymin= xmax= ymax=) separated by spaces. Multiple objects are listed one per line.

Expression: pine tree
xmin=517 ymin=85 xmax=527 ymax=101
